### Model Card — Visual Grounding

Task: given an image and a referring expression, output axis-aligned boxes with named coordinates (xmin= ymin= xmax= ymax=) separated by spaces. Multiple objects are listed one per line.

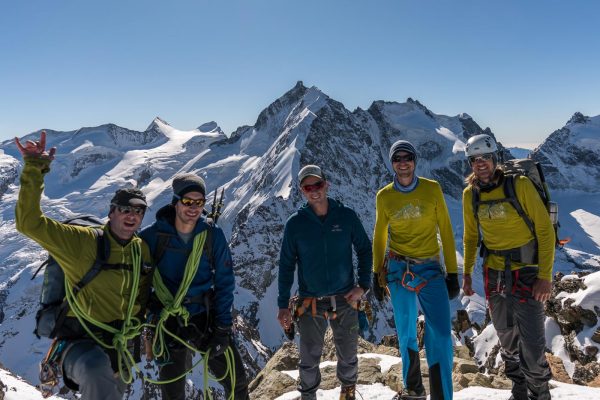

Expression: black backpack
xmin=472 ymin=158 xmax=560 ymax=251
xmin=32 ymin=215 xmax=110 ymax=339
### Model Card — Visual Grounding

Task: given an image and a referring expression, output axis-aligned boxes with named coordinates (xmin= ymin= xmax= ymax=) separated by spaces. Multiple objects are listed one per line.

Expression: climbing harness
xmin=294 ymin=296 xmax=339 ymax=320
xmin=386 ymin=251 xmax=441 ymax=294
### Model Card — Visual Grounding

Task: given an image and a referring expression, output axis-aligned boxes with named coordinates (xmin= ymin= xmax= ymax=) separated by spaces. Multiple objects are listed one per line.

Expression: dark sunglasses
xmin=392 ymin=153 xmax=415 ymax=163
xmin=302 ymin=180 xmax=325 ymax=192
xmin=468 ymin=153 xmax=494 ymax=164
xmin=113 ymin=204 xmax=146 ymax=215
xmin=179 ymin=197 xmax=206 ymax=207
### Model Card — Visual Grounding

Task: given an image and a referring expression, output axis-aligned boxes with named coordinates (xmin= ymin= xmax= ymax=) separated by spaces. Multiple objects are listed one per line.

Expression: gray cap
xmin=389 ymin=140 xmax=418 ymax=165
xmin=110 ymin=188 xmax=147 ymax=207
xmin=298 ymin=165 xmax=326 ymax=184
xmin=172 ymin=173 xmax=206 ymax=197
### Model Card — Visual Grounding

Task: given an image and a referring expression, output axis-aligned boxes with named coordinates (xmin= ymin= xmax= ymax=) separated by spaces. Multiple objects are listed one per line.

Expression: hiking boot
xmin=391 ymin=388 xmax=427 ymax=400
xmin=339 ymin=384 xmax=356 ymax=400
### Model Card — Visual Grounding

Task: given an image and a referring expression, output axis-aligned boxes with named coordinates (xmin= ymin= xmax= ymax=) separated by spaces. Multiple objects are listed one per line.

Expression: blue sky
xmin=1 ymin=0 xmax=598 ymax=148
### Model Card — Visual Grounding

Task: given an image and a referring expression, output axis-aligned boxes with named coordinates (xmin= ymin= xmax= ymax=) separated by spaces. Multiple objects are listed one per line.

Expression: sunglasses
xmin=179 ymin=197 xmax=206 ymax=207
xmin=392 ymin=154 xmax=415 ymax=163
xmin=301 ymin=180 xmax=325 ymax=192
xmin=113 ymin=205 xmax=146 ymax=215
xmin=468 ymin=153 xmax=494 ymax=164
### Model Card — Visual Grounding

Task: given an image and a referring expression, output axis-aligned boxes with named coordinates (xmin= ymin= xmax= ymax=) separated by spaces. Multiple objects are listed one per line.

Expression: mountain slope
xmin=0 ymin=83 xmax=599 ymax=398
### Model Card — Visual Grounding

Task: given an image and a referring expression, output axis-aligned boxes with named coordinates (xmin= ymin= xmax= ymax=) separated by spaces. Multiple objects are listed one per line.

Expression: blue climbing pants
xmin=387 ymin=258 xmax=453 ymax=400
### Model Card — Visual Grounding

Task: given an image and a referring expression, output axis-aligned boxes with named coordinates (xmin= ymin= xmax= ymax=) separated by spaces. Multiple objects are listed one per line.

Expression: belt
xmin=387 ymin=250 xmax=439 ymax=265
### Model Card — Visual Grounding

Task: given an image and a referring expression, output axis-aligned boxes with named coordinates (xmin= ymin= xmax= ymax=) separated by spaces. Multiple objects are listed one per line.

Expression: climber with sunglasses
xmin=372 ymin=140 xmax=458 ymax=400
xmin=277 ymin=165 xmax=372 ymax=400
xmin=140 ymin=173 xmax=249 ymax=400
xmin=14 ymin=131 xmax=153 ymax=400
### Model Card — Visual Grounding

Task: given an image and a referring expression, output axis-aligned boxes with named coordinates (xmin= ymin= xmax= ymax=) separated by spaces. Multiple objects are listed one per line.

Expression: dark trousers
xmin=297 ymin=296 xmax=359 ymax=400
xmin=485 ymin=267 xmax=552 ymax=400
xmin=158 ymin=314 xmax=249 ymax=400
xmin=62 ymin=339 xmax=127 ymax=400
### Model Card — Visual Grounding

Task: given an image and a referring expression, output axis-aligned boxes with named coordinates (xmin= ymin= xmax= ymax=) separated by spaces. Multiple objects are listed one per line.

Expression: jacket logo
xmin=479 ymin=204 xmax=507 ymax=220
xmin=392 ymin=202 xmax=423 ymax=220
xmin=331 ymin=224 xmax=343 ymax=232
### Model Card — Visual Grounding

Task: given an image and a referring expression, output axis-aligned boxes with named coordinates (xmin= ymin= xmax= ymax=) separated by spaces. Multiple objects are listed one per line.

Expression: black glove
xmin=373 ymin=272 xmax=387 ymax=302
xmin=445 ymin=273 xmax=460 ymax=300
xmin=208 ymin=325 xmax=231 ymax=359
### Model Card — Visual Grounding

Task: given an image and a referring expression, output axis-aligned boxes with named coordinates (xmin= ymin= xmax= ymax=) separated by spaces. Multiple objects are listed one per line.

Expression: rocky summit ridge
xmin=0 ymin=82 xmax=599 ymax=399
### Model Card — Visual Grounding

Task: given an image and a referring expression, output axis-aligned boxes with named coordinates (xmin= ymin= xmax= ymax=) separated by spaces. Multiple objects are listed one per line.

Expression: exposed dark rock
xmin=567 ymin=112 xmax=590 ymax=125
xmin=592 ymin=328 xmax=600 ymax=344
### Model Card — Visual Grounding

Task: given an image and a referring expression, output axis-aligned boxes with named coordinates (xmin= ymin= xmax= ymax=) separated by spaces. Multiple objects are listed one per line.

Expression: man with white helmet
xmin=462 ymin=134 xmax=554 ymax=400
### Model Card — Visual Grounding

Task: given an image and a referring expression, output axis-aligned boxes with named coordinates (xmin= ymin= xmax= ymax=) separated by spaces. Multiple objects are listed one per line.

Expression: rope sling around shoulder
xmin=149 ymin=229 xmax=237 ymax=400
xmin=64 ymin=240 xmax=143 ymax=384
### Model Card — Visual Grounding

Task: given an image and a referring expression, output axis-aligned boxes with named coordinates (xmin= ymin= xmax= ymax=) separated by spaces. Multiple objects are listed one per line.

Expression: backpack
xmin=32 ymin=215 xmax=110 ymax=339
xmin=472 ymin=158 xmax=560 ymax=253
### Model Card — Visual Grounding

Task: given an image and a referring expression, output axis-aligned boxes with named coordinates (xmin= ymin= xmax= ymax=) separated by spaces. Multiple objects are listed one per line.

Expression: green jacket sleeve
xmin=15 ymin=157 xmax=97 ymax=284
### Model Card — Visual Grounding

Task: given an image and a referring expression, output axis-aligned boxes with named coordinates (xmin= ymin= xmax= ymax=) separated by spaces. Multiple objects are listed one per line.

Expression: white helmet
xmin=465 ymin=134 xmax=498 ymax=157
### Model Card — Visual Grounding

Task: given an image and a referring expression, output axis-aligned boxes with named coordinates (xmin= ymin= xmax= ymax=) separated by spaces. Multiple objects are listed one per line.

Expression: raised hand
xmin=14 ymin=130 xmax=56 ymax=160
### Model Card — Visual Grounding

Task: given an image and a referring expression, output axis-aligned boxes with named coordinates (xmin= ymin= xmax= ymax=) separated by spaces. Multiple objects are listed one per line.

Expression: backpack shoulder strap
xmin=471 ymin=187 xmax=481 ymax=224
xmin=52 ymin=228 xmax=107 ymax=338
xmin=71 ymin=228 xmax=107 ymax=295
xmin=503 ymin=175 xmax=535 ymax=236
xmin=153 ymin=232 xmax=172 ymax=266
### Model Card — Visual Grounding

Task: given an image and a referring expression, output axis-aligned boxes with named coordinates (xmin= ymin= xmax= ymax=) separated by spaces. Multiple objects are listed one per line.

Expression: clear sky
xmin=1 ymin=0 xmax=598 ymax=148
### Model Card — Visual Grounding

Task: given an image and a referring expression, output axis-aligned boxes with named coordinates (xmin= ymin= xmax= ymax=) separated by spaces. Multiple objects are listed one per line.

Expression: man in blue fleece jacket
xmin=140 ymin=173 xmax=249 ymax=400
xmin=277 ymin=165 xmax=372 ymax=400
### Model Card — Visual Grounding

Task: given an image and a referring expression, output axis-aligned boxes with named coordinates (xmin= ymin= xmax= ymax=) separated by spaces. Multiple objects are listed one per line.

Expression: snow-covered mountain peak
xmin=197 ymin=121 xmax=220 ymax=133
xmin=567 ymin=112 xmax=591 ymax=126
xmin=1 ymin=84 xmax=599 ymax=398
xmin=532 ymin=113 xmax=600 ymax=191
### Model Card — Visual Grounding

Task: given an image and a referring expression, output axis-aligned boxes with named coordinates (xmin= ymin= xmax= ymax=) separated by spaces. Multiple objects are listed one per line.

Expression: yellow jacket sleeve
xmin=462 ymin=187 xmax=479 ymax=275
xmin=435 ymin=185 xmax=458 ymax=273
xmin=372 ymin=189 xmax=390 ymax=273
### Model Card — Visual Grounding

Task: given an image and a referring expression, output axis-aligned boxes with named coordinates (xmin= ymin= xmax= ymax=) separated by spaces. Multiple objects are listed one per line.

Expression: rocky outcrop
xmin=249 ymin=331 xmax=511 ymax=398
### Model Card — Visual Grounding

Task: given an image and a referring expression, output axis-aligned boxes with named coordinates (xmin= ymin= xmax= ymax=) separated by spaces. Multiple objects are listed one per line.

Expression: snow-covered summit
xmin=532 ymin=112 xmax=600 ymax=191
xmin=1 ymin=83 xmax=599 ymax=398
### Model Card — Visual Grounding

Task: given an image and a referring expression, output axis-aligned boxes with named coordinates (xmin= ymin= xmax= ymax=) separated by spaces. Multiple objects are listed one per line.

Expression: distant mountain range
xmin=1 ymin=81 xmax=599 ymax=398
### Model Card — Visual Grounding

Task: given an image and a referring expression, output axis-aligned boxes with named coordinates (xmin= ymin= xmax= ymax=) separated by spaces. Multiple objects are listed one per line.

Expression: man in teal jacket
xmin=277 ymin=165 xmax=372 ymax=400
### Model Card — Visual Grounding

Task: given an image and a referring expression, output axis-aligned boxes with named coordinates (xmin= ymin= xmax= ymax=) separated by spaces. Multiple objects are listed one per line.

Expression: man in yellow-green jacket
xmin=15 ymin=131 xmax=152 ymax=400
xmin=372 ymin=140 xmax=458 ymax=400
xmin=462 ymin=134 xmax=554 ymax=400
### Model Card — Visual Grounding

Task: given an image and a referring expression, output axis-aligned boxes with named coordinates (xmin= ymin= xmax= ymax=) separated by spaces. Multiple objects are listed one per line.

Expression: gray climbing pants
xmin=296 ymin=295 xmax=359 ymax=400
xmin=62 ymin=340 xmax=127 ymax=400
xmin=485 ymin=267 xmax=552 ymax=400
